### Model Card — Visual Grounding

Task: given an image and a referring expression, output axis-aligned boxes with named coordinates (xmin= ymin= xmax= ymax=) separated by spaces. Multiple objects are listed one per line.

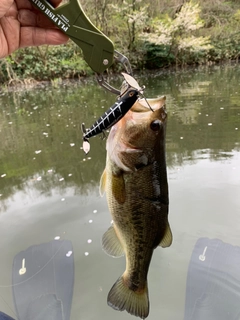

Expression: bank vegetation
xmin=1 ymin=0 xmax=240 ymax=84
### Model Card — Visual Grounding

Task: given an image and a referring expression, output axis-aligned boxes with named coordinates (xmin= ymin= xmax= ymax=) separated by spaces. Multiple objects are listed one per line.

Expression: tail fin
xmin=107 ymin=276 xmax=149 ymax=319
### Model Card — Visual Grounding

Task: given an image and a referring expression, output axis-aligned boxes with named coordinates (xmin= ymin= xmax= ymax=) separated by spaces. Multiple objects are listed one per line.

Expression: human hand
xmin=0 ymin=0 xmax=69 ymax=59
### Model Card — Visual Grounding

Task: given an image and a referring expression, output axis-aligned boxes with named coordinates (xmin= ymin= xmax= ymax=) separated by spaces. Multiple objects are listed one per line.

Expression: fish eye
xmin=150 ymin=120 xmax=161 ymax=131
xmin=128 ymin=91 xmax=135 ymax=97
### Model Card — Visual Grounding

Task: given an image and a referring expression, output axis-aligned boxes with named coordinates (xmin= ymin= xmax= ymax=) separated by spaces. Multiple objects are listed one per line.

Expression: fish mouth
xmin=137 ymin=96 xmax=166 ymax=111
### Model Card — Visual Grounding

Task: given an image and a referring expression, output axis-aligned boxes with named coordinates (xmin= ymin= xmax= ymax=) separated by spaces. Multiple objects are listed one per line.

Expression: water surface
xmin=0 ymin=64 xmax=240 ymax=320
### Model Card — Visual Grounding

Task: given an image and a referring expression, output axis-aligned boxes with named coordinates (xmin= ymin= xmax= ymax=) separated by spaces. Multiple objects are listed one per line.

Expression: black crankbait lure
xmin=81 ymin=73 xmax=152 ymax=154
xmin=82 ymin=88 xmax=139 ymax=154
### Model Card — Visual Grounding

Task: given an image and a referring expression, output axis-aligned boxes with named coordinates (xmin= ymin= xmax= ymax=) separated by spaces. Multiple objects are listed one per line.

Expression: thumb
xmin=0 ymin=0 xmax=14 ymax=18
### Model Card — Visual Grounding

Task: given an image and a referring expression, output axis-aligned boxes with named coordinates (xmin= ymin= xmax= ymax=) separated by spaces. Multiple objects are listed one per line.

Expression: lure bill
xmin=121 ymin=72 xmax=143 ymax=93
xmin=82 ymin=88 xmax=139 ymax=154
xmin=81 ymin=73 xmax=151 ymax=154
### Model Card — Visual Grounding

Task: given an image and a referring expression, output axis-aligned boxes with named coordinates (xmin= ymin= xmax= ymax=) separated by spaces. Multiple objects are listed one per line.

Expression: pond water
xmin=0 ymin=64 xmax=240 ymax=320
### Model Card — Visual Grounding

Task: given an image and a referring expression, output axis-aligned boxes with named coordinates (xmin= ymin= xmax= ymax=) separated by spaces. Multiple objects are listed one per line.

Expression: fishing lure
xmin=82 ymin=88 xmax=139 ymax=154
xmin=81 ymin=73 xmax=152 ymax=154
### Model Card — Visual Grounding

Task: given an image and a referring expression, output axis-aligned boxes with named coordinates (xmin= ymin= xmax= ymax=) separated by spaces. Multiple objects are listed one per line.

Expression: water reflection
xmin=146 ymin=66 xmax=240 ymax=170
xmin=0 ymin=65 xmax=240 ymax=207
xmin=0 ymin=84 xmax=111 ymax=209
xmin=0 ymin=64 xmax=240 ymax=319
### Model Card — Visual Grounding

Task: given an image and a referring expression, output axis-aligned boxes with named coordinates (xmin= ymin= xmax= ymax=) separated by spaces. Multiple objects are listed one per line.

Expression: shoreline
xmin=1 ymin=59 xmax=239 ymax=93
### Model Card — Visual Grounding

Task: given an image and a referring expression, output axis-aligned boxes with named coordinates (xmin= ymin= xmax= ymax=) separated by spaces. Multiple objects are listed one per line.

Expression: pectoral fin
xmin=99 ymin=169 xmax=107 ymax=197
xmin=159 ymin=222 xmax=173 ymax=248
xmin=102 ymin=225 xmax=124 ymax=257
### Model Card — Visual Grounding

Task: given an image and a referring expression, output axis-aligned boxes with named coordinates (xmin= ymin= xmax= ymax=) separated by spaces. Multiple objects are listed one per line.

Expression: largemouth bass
xmin=100 ymin=96 xmax=172 ymax=319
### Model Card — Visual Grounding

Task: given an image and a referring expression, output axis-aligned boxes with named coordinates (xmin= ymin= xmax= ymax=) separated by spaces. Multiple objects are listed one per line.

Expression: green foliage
xmin=109 ymin=0 xmax=148 ymax=51
xmin=1 ymin=0 xmax=240 ymax=84
xmin=209 ymin=33 xmax=240 ymax=62
xmin=141 ymin=1 xmax=212 ymax=66
xmin=143 ymin=43 xmax=175 ymax=69
xmin=81 ymin=0 xmax=149 ymax=69
xmin=234 ymin=9 xmax=240 ymax=21
xmin=1 ymin=42 xmax=94 ymax=84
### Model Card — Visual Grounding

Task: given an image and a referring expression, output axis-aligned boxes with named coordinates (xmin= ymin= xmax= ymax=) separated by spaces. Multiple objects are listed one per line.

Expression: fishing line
xmin=121 ymin=73 xmax=154 ymax=112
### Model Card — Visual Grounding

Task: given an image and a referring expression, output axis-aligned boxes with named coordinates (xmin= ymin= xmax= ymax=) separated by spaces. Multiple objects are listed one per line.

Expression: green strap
xmin=30 ymin=0 xmax=114 ymax=73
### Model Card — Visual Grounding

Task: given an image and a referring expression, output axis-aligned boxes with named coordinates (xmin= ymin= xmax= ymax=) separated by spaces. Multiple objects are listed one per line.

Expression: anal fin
xmin=102 ymin=225 xmax=124 ymax=258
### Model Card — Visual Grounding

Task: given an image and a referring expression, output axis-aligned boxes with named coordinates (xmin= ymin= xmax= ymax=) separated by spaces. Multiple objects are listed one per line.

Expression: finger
xmin=18 ymin=9 xmax=58 ymax=28
xmin=20 ymin=27 xmax=69 ymax=47
xmin=0 ymin=15 xmax=20 ymax=55
xmin=49 ymin=0 xmax=64 ymax=7
xmin=15 ymin=0 xmax=32 ymax=10
xmin=16 ymin=0 xmax=64 ymax=10
xmin=0 ymin=0 xmax=14 ymax=18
